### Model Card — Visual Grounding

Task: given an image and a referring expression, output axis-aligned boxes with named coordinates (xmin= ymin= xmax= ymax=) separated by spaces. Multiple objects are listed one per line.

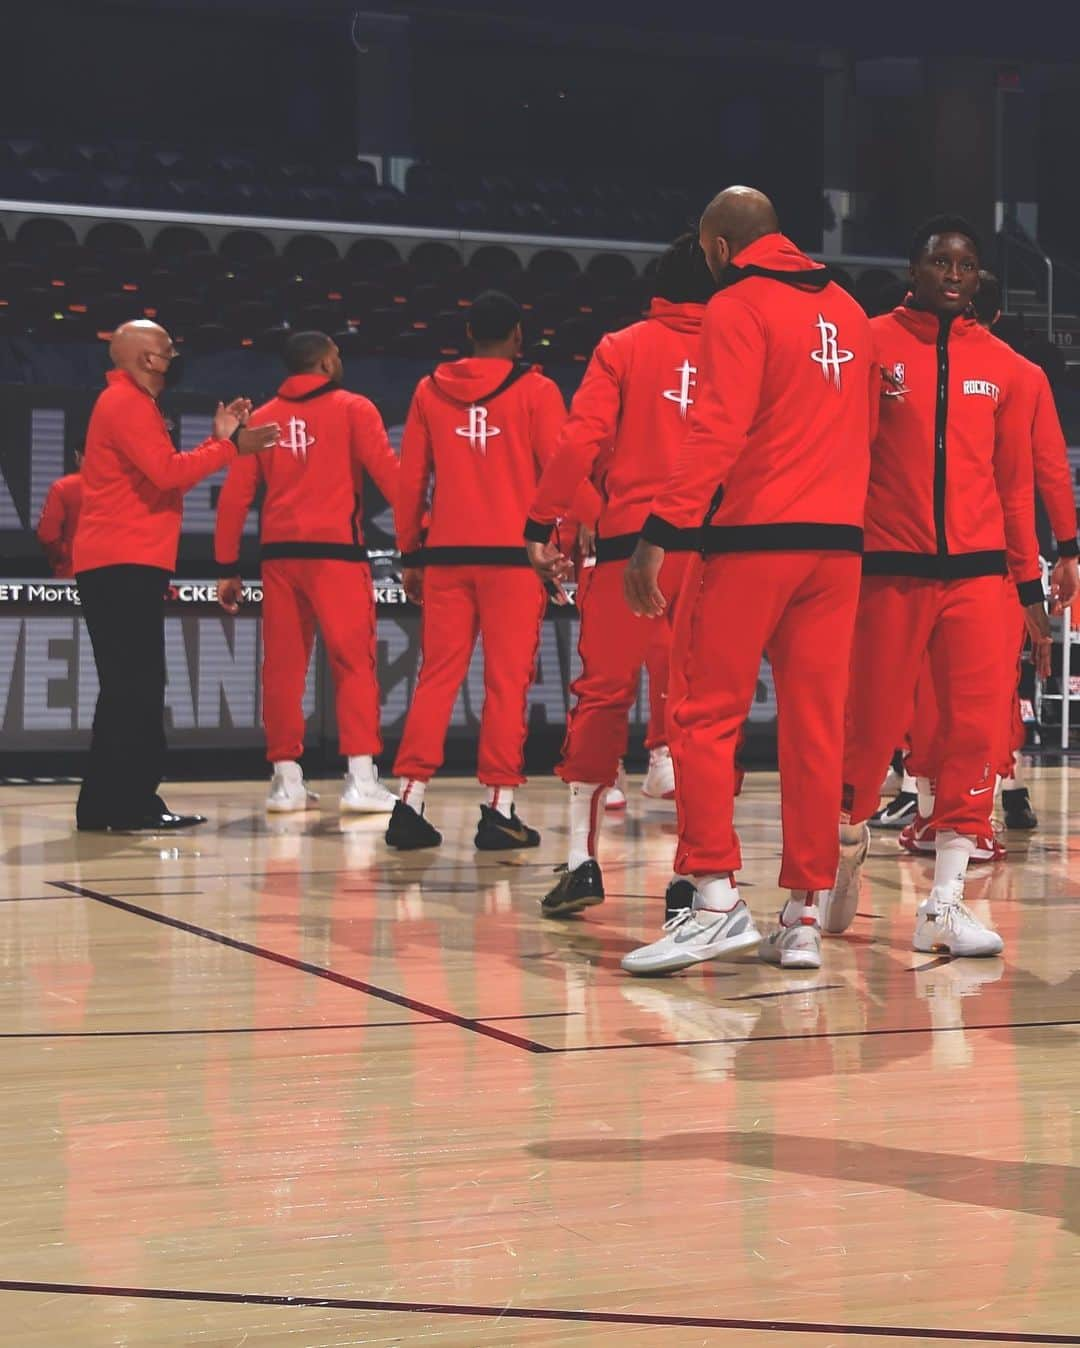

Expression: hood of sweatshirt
xmin=277 ymin=373 xmax=339 ymax=401
xmin=429 ymin=357 xmax=533 ymax=407
xmin=646 ymin=297 xmax=705 ymax=333
xmin=724 ymin=232 xmax=831 ymax=292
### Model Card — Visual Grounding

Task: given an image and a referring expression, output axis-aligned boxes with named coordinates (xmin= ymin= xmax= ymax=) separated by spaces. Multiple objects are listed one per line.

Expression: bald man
xmin=74 ymin=321 xmax=279 ymax=832
xmin=621 ymin=187 xmax=874 ymax=976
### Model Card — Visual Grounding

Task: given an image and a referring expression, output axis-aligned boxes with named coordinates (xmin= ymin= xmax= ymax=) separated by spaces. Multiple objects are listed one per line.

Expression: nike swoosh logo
xmin=496 ymin=823 xmax=531 ymax=841
xmin=969 ymin=787 xmax=993 ymax=797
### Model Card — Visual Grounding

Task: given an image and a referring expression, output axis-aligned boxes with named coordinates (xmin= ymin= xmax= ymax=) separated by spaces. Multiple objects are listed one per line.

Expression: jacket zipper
xmin=933 ymin=316 xmax=950 ymax=557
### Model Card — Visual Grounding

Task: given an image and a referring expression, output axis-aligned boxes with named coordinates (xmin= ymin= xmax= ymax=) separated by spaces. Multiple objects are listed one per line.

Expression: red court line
xmin=49 ymin=882 xmax=553 ymax=1054
xmin=0 ymin=1279 xmax=1075 ymax=1341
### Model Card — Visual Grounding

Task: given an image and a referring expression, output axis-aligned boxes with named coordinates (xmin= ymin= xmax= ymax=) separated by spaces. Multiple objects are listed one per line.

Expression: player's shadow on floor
xmin=528 ymin=1129 xmax=1080 ymax=1234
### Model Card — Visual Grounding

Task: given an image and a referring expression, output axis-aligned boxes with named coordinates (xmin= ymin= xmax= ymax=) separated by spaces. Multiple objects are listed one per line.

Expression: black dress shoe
xmin=1002 ymin=787 xmax=1038 ymax=830
xmin=475 ymin=804 xmax=541 ymax=851
xmin=385 ymin=800 xmax=442 ymax=850
xmin=77 ymin=812 xmax=206 ymax=834
xmin=541 ymin=860 xmax=604 ymax=918
xmin=664 ymin=878 xmax=697 ymax=920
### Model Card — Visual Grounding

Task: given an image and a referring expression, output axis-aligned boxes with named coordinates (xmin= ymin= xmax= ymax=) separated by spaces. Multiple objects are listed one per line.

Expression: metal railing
xmin=999 ymin=226 xmax=1054 ymax=340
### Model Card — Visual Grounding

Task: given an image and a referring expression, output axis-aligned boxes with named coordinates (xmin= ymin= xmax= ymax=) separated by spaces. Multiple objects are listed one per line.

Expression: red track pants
xmin=908 ymin=581 xmax=1028 ymax=782
xmin=261 ymin=558 xmax=380 ymax=764
xmin=671 ymin=551 xmax=861 ymax=888
xmin=558 ymin=552 xmax=692 ymax=785
xmin=843 ymin=575 xmax=1006 ymax=835
xmin=393 ymin=565 xmax=546 ymax=786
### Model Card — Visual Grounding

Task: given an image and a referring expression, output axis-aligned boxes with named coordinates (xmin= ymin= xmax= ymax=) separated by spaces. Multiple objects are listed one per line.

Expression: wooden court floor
xmin=0 ymin=766 xmax=1078 ymax=1347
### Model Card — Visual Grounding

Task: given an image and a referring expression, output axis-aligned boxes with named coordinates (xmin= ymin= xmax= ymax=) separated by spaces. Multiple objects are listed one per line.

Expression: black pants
xmin=76 ymin=564 xmax=170 ymax=828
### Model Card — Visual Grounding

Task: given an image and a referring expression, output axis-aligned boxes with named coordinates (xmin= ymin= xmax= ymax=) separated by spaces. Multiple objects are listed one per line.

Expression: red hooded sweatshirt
xmin=1009 ymin=349 xmax=1077 ymax=555
xmin=643 ymin=234 xmax=874 ymax=555
xmin=74 ymin=369 xmax=237 ymax=575
xmin=524 ymin=298 xmax=705 ymax=560
xmin=867 ymin=305 xmax=1042 ymax=603
xmin=214 ymin=374 xmax=399 ymax=571
xmin=397 ymin=358 xmax=566 ymax=565
xmin=37 ymin=472 xmax=83 ymax=577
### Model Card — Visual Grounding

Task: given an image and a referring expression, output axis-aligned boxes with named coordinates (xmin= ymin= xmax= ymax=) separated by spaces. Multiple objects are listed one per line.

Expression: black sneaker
xmin=664 ymin=878 xmax=697 ymax=920
xmin=1002 ymin=787 xmax=1038 ymax=830
xmin=541 ymin=860 xmax=604 ymax=918
xmin=385 ymin=800 xmax=442 ymax=850
xmin=870 ymin=790 xmax=917 ymax=829
xmin=475 ymin=804 xmax=540 ymax=850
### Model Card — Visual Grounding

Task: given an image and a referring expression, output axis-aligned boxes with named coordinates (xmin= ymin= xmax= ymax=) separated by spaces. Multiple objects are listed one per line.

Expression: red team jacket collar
xmin=730 ymin=232 xmax=825 ymax=274
xmin=277 ymin=373 xmax=338 ymax=401
xmin=892 ymin=301 xmax=980 ymax=341
xmin=645 ymin=297 xmax=704 ymax=332
xmin=430 ymin=357 xmax=527 ymax=407
xmin=105 ymin=368 xmax=156 ymax=399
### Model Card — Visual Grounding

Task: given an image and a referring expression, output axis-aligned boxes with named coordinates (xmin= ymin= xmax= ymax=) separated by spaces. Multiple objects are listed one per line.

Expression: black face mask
xmin=161 ymin=351 xmax=185 ymax=389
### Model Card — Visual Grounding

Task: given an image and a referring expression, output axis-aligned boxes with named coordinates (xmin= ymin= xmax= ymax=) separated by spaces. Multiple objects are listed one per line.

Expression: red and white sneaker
xmin=605 ymin=761 xmax=628 ymax=812
xmin=899 ymin=815 xmax=935 ymax=855
xmin=900 ymin=818 xmax=1005 ymax=863
xmin=642 ymin=746 xmax=676 ymax=800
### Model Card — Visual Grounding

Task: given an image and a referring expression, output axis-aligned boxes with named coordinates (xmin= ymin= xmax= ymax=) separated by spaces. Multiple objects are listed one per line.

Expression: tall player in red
xmin=523 ymin=235 xmax=714 ymax=916
xmin=823 ymin=219 xmax=1049 ymax=958
xmin=37 ymin=449 xmax=83 ymax=578
xmin=622 ymin=187 xmax=874 ymax=975
xmin=215 ymin=331 xmax=400 ymax=814
xmin=388 ymin=290 xmax=566 ymax=851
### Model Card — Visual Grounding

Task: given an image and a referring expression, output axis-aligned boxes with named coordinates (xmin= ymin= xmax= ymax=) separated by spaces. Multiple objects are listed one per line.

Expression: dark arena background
xmin=2 ymin=3 xmax=1080 ymax=1345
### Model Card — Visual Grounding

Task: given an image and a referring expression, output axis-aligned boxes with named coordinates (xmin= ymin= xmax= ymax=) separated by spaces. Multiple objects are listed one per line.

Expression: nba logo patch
xmin=894 ymin=363 xmax=905 ymax=383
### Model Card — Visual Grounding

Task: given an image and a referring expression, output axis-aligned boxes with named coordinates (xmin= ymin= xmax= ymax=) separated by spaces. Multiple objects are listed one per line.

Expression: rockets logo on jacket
xmin=661 ymin=360 xmax=698 ymax=419
xmin=455 ymin=405 xmax=501 ymax=453
xmin=279 ymin=416 xmax=316 ymax=461
xmin=963 ymin=379 xmax=1000 ymax=402
xmin=810 ymin=314 xmax=854 ymax=388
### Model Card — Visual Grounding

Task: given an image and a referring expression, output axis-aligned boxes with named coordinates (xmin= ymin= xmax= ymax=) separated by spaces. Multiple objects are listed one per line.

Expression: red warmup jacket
xmin=397 ymin=357 xmax=566 ymax=565
xmin=524 ymin=298 xmax=705 ymax=560
xmin=214 ymin=374 xmax=399 ymax=572
xmin=643 ymin=234 xmax=874 ymax=555
xmin=867 ymin=305 xmax=1042 ymax=604
xmin=74 ymin=369 xmax=237 ymax=574
xmin=36 ymin=472 xmax=83 ymax=577
xmin=1009 ymin=348 xmax=1077 ymax=555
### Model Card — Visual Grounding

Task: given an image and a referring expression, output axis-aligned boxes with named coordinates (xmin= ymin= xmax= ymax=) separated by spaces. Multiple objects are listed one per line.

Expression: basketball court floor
xmin=0 ymin=765 xmax=1078 ymax=1346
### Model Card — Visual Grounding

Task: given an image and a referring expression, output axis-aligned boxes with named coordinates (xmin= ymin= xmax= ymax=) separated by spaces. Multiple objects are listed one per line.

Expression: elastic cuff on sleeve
xmin=523 ymin=517 xmax=554 ymax=544
xmin=640 ymin=513 xmax=682 ymax=549
xmin=400 ymin=551 xmax=424 ymax=568
xmin=1017 ymin=578 xmax=1046 ymax=608
xmin=1057 ymin=537 xmax=1079 ymax=559
xmin=216 ymin=559 xmax=240 ymax=578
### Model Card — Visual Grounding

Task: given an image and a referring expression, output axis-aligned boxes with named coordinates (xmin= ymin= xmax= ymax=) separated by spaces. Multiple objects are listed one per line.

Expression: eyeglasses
xmin=147 ymin=348 xmax=180 ymax=364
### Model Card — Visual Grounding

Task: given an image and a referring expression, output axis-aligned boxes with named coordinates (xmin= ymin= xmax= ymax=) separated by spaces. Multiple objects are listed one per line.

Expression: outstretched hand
xmin=525 ymin=540 xmax=574 ymax=606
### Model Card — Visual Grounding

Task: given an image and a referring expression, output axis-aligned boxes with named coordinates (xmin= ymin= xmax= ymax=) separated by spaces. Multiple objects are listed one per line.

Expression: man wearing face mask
xmin=821 ymin=218 xmax=1049 ymax=957
xmin=73 ymin=319 xmax=279 ymax=832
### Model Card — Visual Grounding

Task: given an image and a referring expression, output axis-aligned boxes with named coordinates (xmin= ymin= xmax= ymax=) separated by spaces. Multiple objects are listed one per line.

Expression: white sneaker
xmin=340 ymin=770 xmax=396 ymax=814
xmin=913 ymin=890 xmax=1004 ymax=958
xmin=605 ymin=761 xmax=628 ymax=812
xmin=266 ymin=763 xmax=317 ymax=814
xmin=759 ymin=909 xmax=823 ymax=970
xmin=641 ymin=745 xmax=676 ymax=799
xmin=621 ymin=900 xmax=761 ymax=975
xmin=819 ymin=824 xmax=870 ymax=935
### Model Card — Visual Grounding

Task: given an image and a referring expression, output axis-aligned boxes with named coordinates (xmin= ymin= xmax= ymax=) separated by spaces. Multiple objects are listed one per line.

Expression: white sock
xmin=400 ymin=778 xmax=426 ymax=811
xmin=649 ymin=745 xmax=671 ymax=764
xmin=781 ymin=890 xmax=819 ymax=926
xmin=900 ymin=770 xmax=917 ymax=793
xmin=1008 ymin=752 xmax=1025 ymax=789
xmin=839 ymin=822 xmax=864 ymax=846
xmin=931 ymin=830 xmax=976 ymax=903
xmin=348 ymin=754 xmax=375 ymax=783
xmin=487 ymin=786 xmax=514 ymax=816
xmin=273 ymin=760 xmax=302 ymax=785
xmin=568 ymin=782 xmax=605 ymax=870
xmin=690 ymin=873 xmax=740 ymax=912
xmin=917 ymin=776 xmax=935 ymax=820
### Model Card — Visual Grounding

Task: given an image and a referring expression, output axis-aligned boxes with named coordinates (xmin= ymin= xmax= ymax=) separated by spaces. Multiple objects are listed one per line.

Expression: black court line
xmin=0 ymin=895 xmax=76 ymax=903
xmin=0 ymin=1013 xmax=579 ymax=1041
xmin=76 ymin=864 xmax=547 ymax=885
xmin=550 ymin=1016 xmax=1080 ymax=1053
xmin=727 ymin=984 xmax=843 ymax=1002
xmin=0 ymin=1280 xmax=1075 ymax=1342
xmin=106 ymin=891 xmax=205 ymax=898
xmin=911 ymin=956 xmax=953 ymax=972
xmin=48 ymin=883 xmax=552 ymax=1054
